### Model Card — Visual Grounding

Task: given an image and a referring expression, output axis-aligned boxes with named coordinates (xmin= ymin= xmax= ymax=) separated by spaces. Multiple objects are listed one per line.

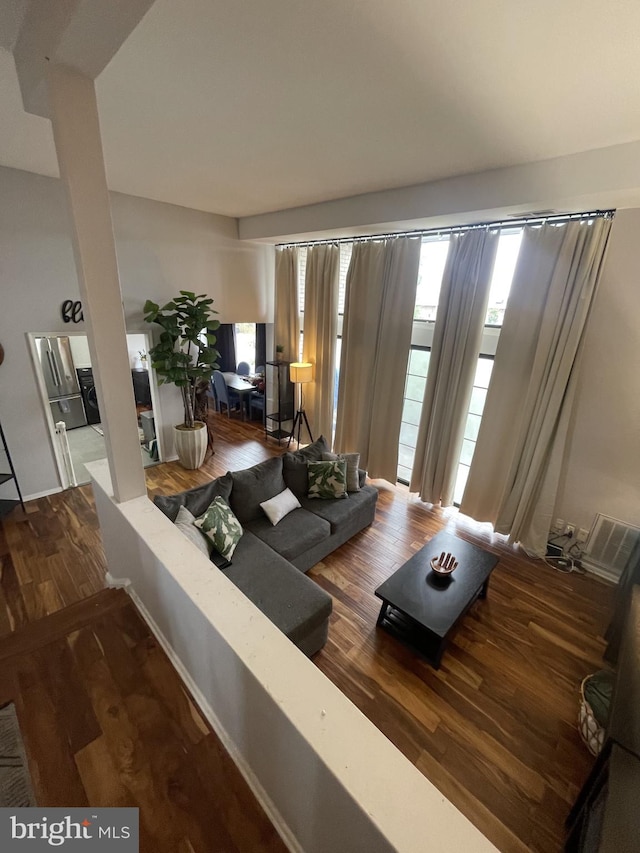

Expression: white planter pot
xmin=173 ymin=421 xmax=207 ymax=469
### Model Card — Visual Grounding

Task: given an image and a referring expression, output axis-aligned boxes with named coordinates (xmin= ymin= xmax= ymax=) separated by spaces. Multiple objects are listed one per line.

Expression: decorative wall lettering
xmin=62 ymin=300 xmax=84 ymax=323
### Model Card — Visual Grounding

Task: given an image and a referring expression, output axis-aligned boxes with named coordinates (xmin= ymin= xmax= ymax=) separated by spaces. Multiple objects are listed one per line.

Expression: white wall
xmin=90 ymin=460 xmax=498 ymax=853
xmin=555 ymin=208 xmax=640 ymax=533
xmin=68 ymin=334 xmax=92 ymax=368
xmin=0 ymin=165 xmax=275 ymax=498
xmin=125 ymin=333 xmax=146 ymax=369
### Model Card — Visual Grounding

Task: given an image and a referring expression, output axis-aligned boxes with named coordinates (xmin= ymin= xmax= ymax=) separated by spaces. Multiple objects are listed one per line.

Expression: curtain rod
xmin=276 ymin=209 xmax=616 ymax=248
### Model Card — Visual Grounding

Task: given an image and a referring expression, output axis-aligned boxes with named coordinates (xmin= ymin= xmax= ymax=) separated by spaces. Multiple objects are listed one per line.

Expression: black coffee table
xmin=375 ymin=530 xmax=498 ymax=668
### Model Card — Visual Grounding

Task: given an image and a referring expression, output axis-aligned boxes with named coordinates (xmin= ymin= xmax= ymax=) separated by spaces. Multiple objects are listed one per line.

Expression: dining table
xmin=222 ymin=372 xmax=257 ymax=420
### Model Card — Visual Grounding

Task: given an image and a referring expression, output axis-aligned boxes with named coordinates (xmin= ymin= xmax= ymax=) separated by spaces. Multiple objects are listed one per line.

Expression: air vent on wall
xmin=583 ymin=514 xmax=640 ymax=582
xmin=507 ymin=209 xmax=559 ymax=219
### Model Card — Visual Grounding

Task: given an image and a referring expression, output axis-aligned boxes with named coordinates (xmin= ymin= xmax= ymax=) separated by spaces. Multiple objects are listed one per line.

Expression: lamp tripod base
xmin=287 ymin=409 xmax=313 ymax=448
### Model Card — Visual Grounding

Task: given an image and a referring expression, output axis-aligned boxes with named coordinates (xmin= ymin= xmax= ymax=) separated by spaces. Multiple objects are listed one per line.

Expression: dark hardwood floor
xmin=1 ymin=411 xmax=614 ymax=853
xmin=0 ymin=586 xmax=287 ymax=853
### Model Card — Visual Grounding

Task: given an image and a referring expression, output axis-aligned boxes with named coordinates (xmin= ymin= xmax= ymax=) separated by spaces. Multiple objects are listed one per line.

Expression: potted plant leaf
xmin=143 ymin=291 xmax=220 ymax=469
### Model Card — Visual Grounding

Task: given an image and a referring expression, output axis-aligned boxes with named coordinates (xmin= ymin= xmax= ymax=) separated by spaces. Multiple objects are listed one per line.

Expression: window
xmin=397 ymin=348 xmax=430 ymax=484
xmin=234 ymin=323 xmax=256 ymax=373
xmin=298 ymin=248 xmax=307 ymax=313
xmin=414 ymin=239 xmax=450 ymax=321
xmin=297 ymin=245 xmax=350 ymax=438
xmin=338 ymin=244 xmax=351 ymax=314
xmin=453 ymin=356 xmax=494 ymax=504
xmin=397 ymin=230 xmax=523 ymax=500
xmin=292 ymin=228 xmax=522 ymax=504
xmin=484 ymin=230 xmax=522 ymax=326
xmin=298 ymin=243 xmax=351 ymax=317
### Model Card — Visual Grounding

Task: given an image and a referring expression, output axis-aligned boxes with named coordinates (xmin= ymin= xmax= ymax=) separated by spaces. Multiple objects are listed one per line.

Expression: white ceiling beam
xmin=13 ymin=0 xmax=155 ymax=118
xmin=239 ymin=140 xmax=640 ymax=242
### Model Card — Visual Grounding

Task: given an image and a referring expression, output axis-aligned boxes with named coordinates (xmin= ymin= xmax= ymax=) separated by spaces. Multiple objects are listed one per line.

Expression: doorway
xmin=29 ymin=332 xmax=162 ymax=488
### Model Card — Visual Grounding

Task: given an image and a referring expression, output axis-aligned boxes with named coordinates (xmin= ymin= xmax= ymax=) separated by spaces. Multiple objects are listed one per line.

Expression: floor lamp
xmin=287 ymin=362 xmax=313 ymax=447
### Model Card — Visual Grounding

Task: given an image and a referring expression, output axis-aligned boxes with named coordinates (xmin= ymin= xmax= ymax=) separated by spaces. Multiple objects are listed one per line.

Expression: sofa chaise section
xmin=226 ymin=531 xmax=332 ymax=657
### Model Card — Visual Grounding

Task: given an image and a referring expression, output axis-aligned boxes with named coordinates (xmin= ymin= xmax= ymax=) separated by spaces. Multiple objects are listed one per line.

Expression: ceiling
xmin=2 ymin=0 xmax=640 ymax=219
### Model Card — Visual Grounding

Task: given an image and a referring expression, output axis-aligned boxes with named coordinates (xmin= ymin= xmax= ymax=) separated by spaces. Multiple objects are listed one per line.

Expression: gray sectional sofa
xmin=153 ymin=437 xmax=378 ymax=656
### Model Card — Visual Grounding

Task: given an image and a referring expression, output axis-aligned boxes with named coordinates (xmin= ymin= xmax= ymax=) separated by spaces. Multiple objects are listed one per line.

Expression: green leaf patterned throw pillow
xmin=307 ymin=459 xmax=348 ymax=500
xmin=194 ymin=497 xmax=243 ymax=560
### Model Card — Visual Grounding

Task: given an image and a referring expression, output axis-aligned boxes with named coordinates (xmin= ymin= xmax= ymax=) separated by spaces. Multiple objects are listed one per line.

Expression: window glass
xmin=468 ymin=386 xmax=487 ymax=417
xmin=234 ymin=323 xmax=256 ymax=373
xmin=414 ymin=239 xmax=449 ymax=320
xmin=298 ymin=243 xmax=351 ymax=316
xmin=338 ymin=244 xmax=351 ymax=314
xmin=397 ymin=347 xmax=430 ymax=484
xmin=401 ymin=398 xmax=422 ymax=426
xmin=409 ymin=348 xmax=431 ymax=375
xmin=405 ymin=373 xmax=427 ymax=403
xmin=463 ymin=412 xmax=482 ymax=442
xmin=484 ymin=230 xmax=522 ymax=325
xmin=453 ymin=357 xmax=494 ymax=502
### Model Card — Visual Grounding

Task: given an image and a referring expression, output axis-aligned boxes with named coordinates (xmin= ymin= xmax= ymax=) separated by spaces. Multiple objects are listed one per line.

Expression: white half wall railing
xmin=87 ymin=459 xmax=498 ymax=853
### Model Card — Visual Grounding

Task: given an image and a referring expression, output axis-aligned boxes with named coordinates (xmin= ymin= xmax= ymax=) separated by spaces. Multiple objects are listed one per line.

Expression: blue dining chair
xmin=250 ymin=389 xmax=265 ymax=423
xmin=237 ymin=361 xmax=250 ymax=376
xmin=212 ymin=370 xmax=240 ymax=417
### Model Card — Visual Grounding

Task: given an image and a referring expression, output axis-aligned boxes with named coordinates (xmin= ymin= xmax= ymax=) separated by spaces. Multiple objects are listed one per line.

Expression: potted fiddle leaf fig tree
xmin=143 ymin=291 xmax=220 ymax=469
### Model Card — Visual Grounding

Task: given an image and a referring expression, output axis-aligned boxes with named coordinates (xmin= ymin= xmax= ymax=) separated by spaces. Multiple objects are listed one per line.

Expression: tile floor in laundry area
xmin=66 ymin=424 xmax=157 ymax=485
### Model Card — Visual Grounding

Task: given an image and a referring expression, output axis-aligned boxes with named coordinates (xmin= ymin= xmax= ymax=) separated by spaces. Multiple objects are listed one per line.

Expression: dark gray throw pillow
xmin=322 ymin=451 xmax=361 ymax=492
xmin=282 ymin=435 xmax=330 ymax=498
xmin=229 ymin=456 xmax=286 ymax=525
xmin=154 ymin=472 xmax=233 ymax=522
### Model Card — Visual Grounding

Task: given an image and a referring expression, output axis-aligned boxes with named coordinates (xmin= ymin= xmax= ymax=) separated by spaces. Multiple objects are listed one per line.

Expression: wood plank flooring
xmin=1 ymin=412 xmax=614 ymax=853
xmin=0 ymin=585 xmax=287 ymax=853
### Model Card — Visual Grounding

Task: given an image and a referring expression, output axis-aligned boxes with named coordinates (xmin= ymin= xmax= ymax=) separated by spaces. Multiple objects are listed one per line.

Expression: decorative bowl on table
xmin=429 ymin=551 xmax=458 ymax=577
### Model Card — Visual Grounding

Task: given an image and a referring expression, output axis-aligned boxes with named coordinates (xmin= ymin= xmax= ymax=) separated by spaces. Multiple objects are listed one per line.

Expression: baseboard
xmin=105 ymin=572 xmax=131 ymax=589
xmin=106 ymin=576 xmax=301 ymax=853
xmin=23 ymin=485 xmax=63 ymax=501
xmin=581 ymin=559 xmax=620 ymax=584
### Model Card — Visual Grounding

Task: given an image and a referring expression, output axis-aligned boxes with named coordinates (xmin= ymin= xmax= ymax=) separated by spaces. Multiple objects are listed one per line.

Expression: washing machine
xmin=77 ymin=367 xmax=101 ymax=425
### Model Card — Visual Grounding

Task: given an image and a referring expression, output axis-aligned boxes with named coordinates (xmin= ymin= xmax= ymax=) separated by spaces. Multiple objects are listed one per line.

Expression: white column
xmin=47 ymin=63 xmax=146 ymax=502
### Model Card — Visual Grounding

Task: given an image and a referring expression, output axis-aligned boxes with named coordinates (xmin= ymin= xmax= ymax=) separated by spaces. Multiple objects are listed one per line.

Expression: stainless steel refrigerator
xmin=36 ymin=336 xmax=87 ymax=430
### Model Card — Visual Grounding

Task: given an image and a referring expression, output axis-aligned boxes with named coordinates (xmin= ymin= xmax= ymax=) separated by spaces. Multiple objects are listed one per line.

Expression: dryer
xmin=77 ymin=367 xmax=101 ymax=425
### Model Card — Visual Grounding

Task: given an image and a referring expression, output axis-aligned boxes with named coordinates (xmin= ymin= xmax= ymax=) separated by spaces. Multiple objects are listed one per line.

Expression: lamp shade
xmin=290 ymin=362 xmax=313 ymax=384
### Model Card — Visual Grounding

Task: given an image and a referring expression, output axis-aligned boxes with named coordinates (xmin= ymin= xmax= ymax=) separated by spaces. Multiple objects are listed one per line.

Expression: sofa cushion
xmin=194 ymin=497 xmax=243 ymax=560
xmin=229 ymin=456 xmax=286 ymax=524
xmin=307 ymin=459 xmax=347 ymax=500
xmin=300 ymin=484 xmax=378 ymax=535
xmin=282 ymin=435 xmax=330 ymax=498
xmin=224 ymin=531 xmax=332 ymax=649
xmin=246 ymin=507 xmax=330 ymax=562
xmin=154 ymin=472 xmax=233 ymax=522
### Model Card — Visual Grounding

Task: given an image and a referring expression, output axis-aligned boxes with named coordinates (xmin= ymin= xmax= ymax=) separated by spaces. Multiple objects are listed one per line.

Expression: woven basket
xmin=578 ymin=676 xmax=605 ymax=757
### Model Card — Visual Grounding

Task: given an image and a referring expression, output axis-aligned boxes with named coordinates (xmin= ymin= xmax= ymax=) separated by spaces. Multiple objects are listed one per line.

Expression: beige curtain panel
xmin=303 ymin=244 xmax=340 ymax=441
xmin=274 ymin=246 xmax=300 ymax=363
xmin=410 ymin=228 xmax=499 ymax=506
xmin=335 ymin=236 xmax=421 ymax=480
xmin=460 ymin=216 xmax=612 ymax=556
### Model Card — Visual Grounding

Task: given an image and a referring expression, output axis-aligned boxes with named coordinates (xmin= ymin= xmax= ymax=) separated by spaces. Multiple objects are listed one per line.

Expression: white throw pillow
xmin=260 ymin=487 xmax=301 ymax=526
